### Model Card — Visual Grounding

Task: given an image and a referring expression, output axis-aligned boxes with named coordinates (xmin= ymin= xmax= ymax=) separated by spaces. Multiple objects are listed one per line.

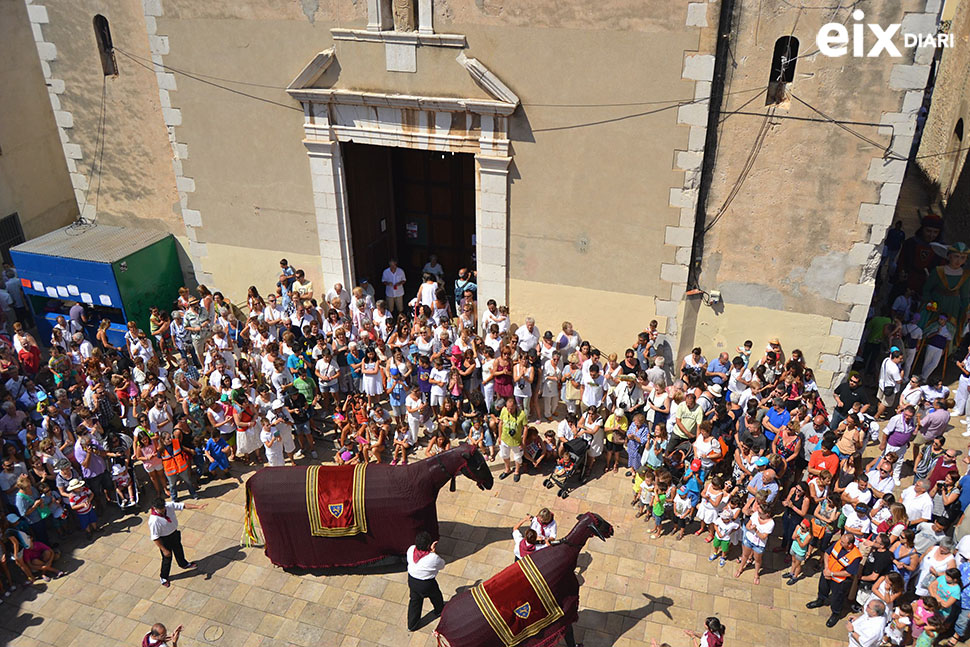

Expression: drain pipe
xmin=686 ymin=0 xmax=737 ymax=289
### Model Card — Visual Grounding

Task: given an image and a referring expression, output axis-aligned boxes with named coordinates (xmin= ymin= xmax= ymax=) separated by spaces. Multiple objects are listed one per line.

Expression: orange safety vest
xmin=160 ymin=437 xmax=189 ymax=476
xmin=824 ymin=544 xmax=862 ymax=583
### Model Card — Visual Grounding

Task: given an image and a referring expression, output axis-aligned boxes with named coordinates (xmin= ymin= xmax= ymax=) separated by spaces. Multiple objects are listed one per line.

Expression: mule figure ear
xmin=449 ymin=476 xmax=457 ymax=492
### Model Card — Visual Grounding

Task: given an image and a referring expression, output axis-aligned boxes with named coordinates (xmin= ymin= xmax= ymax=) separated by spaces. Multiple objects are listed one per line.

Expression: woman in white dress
xmin=361 ymin=347 xmax=385 ymax=406
xmin=231 ymin=393 xmax=261 ymax=464
xmin=696 ymin=475 xmax=727 ymax=540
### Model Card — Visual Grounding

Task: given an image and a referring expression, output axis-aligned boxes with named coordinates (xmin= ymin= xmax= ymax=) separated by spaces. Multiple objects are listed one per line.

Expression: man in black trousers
xmin=805 ymin=532 xmax=863 ymax=627
xmin=147 ymin=496 xmax=206 ymax=587
xmin=406 ymin=531 xmax=445 ymax=631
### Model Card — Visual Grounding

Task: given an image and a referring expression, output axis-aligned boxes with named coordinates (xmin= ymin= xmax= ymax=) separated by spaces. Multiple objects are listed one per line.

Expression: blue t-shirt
xmin=748 ymin=471 xmax=779 ymax=503
xmin=285 ymin=353 xmax=305 ymax=373
xmin=346 ymin=352 xmax=364 ymax=379
xmin=764 ymin=408 xmax=791 ymax=441
xmin=959 ymin=474 xmax=970 ymax=514
xmin=959 ymin=561 xmax=970 ymax=608
xmin=706 ymin=358 xmax=729 ymax=385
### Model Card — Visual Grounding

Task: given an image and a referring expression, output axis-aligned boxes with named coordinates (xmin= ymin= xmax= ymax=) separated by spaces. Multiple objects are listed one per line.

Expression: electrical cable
xmin=114 ymin=48 xmax=303 ymax=113
xmin=92 ymin=79 xmax=109 ymax=226
xmin=531 ymin=87 xmax=767 ymax=133
xmin=70 ymin=75 xmax=107 ymax=233
xmin=114 ymin=46 xmax=291 ymax=90
xmin=788 ymin=92 xmax=904 ymax=159
xmin=703 ymin=107 xmax=775 ymax=234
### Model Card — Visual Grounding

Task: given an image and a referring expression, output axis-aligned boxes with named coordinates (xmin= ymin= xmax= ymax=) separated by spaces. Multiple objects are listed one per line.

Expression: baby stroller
xmin=543 ymin=436 xmax=589 ymax=499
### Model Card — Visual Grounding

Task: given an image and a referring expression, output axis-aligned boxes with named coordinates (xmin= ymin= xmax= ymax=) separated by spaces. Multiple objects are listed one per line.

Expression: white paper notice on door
xmin=56 ymin=286 xmax=68 ymax=298
xmin=80 ymin=293 xmax=93 ymax=304
xmin=67 ymin=285 xmax=79 ymax=296
xmin=99 ymin=294 xmax=113 ymax=307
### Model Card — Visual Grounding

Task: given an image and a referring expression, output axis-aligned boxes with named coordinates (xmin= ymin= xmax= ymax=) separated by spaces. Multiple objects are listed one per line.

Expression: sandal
xmin=704 ymin=535 xmax=714 ymax=543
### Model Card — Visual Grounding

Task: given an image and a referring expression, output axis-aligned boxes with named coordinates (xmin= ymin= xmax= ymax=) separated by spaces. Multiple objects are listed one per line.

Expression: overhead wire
xmin=70 ymin=75 xmax=108 ymax=233
xmin=114 ymin=47 xmax=303 ymax=113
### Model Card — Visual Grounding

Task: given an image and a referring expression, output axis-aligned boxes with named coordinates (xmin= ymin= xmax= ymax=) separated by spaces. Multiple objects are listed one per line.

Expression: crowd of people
xmin=2 ymin=231 xmax=970 ymax=646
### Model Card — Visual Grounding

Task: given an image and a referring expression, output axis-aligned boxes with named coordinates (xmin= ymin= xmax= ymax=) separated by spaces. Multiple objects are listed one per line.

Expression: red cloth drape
xmin=306 ymin=463 xmax=367 ymax=536
xmin=471 ymin=555 xmax=563 ymax=646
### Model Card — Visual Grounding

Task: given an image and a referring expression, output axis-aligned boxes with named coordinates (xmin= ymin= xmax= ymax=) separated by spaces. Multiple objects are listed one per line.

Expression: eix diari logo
xmin=816 ymin=9 xmax=952 ymax=57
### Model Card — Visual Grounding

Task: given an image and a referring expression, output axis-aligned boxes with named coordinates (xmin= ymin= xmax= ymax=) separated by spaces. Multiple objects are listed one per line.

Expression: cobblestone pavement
xmin=4 ymin=417 xmax=949 ymax=647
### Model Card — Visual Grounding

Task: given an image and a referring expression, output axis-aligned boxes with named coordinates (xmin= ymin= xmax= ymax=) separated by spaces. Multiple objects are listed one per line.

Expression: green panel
xmin=112 ymin=236 xmax=184 ymax=334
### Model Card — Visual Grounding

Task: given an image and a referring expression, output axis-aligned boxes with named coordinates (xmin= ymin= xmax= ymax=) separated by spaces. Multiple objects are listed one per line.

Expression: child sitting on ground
xmin=468 ymin=418 xmax=488 ymax=458
xmin=425 ymin=432 xmax=449 ymax=457
xmin=204 ymin=428 xmax=232 ymax=479
xmin=391 ymin=425 xmax=411 ymax=466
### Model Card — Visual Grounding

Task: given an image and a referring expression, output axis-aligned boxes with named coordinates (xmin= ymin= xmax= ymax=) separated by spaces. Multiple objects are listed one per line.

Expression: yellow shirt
xmin=605 ymin=414 xmax=629 ymax=444
xmin=499 ymin=408 xmax=527 ymax=447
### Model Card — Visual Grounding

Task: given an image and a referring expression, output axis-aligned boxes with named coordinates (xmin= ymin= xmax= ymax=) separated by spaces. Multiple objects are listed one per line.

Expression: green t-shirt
xmin=293 ymin=376 xmax=316 ymax=402
xmin=866 ymin=316 xmax=891 ymax=343
xmin=652 ymin=493 xmax=667 ymax=517
xmin=674 ymin=402 xmax=703 ymax=439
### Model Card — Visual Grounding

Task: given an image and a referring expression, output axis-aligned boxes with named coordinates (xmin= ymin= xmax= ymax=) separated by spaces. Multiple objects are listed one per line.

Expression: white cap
xmin=231 ymin=378 xmax=243 ymax=390
xmin=271 ymin=399 xmax=285 ymax=409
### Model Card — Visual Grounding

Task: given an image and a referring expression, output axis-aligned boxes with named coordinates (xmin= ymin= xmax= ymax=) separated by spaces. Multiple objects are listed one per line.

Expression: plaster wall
xmin=40 ymin=0 xmax=181 ymax=234
xmin=692 ymin=0 xmax=932 ymax=388
xmin=0 ymin=0 xmax=76 ymax=238
xmin=137 ymin=0 xmax=701 ymax=313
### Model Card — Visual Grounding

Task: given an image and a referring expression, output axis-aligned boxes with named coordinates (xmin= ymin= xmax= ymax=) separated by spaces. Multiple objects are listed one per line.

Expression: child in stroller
xmin=543 ymin=436 xmax=590 ymax=498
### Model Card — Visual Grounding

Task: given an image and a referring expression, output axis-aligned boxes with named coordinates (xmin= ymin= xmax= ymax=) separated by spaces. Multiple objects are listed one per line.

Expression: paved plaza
xmin=4 ymin=415 xmax=950 ymax=647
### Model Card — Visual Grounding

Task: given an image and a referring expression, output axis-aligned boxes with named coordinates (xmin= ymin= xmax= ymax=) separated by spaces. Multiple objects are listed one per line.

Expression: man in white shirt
xmin=148 ymin=396 xmax=174 ymax=437
xmin=406 ymin=531 xmax=445 ymax=631
xmin=876 ymin=350 xmax=904 ymax=419
xmin=147 ymin=496 xmax=206 ymax=587
xmin=262 ymin=295 xmax=285 ymax=338
xmin=382 ymin=259 xmax=407 ymax=314
xmin=901 ymin=479 xmax=933 ymax=525
xmin=481 ymin=299 xmax=502 ymax=335
xmin=325 ymin=283 xmax=352 ymax=313
xmin=847 ymin=598 xmax=887 ymax=647
xmin=840 ymin=476 xmax=873 ymax=517
xmin=516 ymin=318 xmax=540 ymax=354
xmin=580 ymin=364 xmax=606 ymax=410
xmin=864 ymin=461 xmax=896 ymax=499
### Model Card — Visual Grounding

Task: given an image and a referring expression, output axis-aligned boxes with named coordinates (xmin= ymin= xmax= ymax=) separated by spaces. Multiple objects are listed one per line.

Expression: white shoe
xmin=293 ymin=450 xmax=305 ymax=460
xmin=962 ymin=429 xmax=970 ymax=437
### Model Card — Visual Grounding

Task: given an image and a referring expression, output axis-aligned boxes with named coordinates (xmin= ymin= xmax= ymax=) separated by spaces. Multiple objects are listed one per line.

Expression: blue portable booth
xmin=9 ymin=225 xmax=184 ymax=348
